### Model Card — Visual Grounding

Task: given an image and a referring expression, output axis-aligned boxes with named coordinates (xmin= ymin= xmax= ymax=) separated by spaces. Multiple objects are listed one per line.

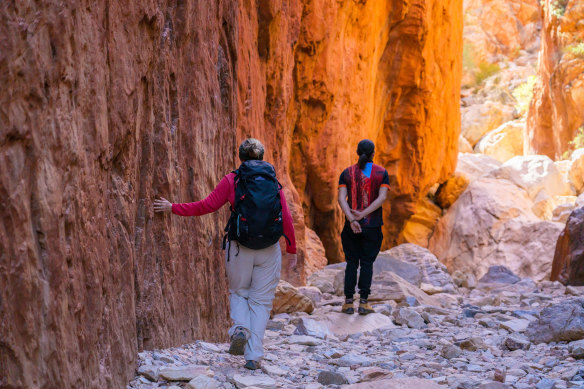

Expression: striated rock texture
xmin=551 ymin=207 xmax=584 ymax=285
xmin=526 ymin=0 xmax=584 ymax=158
xmin=0 ymin=0 xmax=462 ymax=387
xmin=0 ymin=2 xmax=235 ymax=388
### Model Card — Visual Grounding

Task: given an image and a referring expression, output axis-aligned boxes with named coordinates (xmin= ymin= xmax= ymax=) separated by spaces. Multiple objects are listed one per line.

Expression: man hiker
xmin=154 ymin=138 xmax=297 ymax=370
xmin=337 ymin=139 xmax=390 ymax=315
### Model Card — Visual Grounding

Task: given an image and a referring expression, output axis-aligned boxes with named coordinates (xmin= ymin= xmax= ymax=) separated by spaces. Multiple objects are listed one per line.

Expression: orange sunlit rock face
xmin=287 ymin=0 xmax=463 ymax=260
xmin=526 ymin=0 xmax=584 ymax=158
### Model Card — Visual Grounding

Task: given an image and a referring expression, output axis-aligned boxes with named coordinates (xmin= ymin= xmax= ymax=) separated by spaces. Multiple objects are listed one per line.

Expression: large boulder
xmin=459 ymin=136 xmax=473 ymax=153
xmin=305 ymin=312 xmax=395 ymax=337
xmin=478 ymin=266 xmax=521 ymax=285
xmin=307 ymin=264 xmax=345 ymax=295
xmin=386 ymin=244 xmax=457 ymax=293
xmin=271 ymin=280 xmax=314 ymax=315
xmin=490 ymin=155 xmax=573 ymax=200
xmin=373 ymin=253 xmax=422 ymax=287
xmin=474 ymin=120 xmax=524 ymax=163
xmin=370 ymin=271 xmax=439 ymax=306
xmin=461 ymin=101 xmax=516 ymax=145
xmin=569 ymin=148 xmax=584 ymax=194
xmin=429 ymin=177 xmax=564 ymax=281
xmin=456 ymin=153 xmax=502 ymax=181
xmin=397 ymin=197 xmax=442 ymax=247
xmin=551 ymin=207 xmax=584 ymax=285
xmin=526 ymin=299 xmax=584 ymax=344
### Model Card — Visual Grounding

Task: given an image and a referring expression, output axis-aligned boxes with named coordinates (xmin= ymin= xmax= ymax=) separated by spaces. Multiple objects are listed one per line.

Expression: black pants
xmin=341 ymin=224 xmax=383 ymax=300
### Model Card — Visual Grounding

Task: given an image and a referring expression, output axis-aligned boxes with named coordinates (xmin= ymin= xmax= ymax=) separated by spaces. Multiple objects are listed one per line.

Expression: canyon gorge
xmin=1 ymin=0 xmax=583 ymax=388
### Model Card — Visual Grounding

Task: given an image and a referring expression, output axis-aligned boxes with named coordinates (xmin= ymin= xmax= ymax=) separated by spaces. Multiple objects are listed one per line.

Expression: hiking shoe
xmin=358 ymin=301 xmax=375 ymax=315
xmin=244 ymin=360 xmax=261 ymax=370
xmin=341 ymin=303 xmax=355 ymax=314
xmin=228 ymin=327 xmax=247 ymax=355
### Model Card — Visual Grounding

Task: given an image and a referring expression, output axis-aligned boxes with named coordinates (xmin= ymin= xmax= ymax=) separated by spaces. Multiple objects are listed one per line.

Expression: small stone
xmin=293 ymin=317 xmax=333 ymax=339
xmin=494 ymin=368 xmax=507 ymax=383
xmin=159 ymin=365 xmax=214 ymax=381
xmin=153 ymin=351 xmax=175 ymax=364
xmin=266 ymin=320 xmax=285 ymax=331
xmin=304 ymin=384 xmax=324 ymax=389
xmin=478 ymin=383 xmax=510 ymax=389
xmin=323 ymin=349 xmax=343 ymax=359
xmin=335 ymin=354 xmax=373 ymax=367
xmin=459 ymin=337 xmax=487 ymax=351
xmin=536 ymin=378 xmax=556 ymax=389
xmin=360 ymin=367 xmax=392 ymax=381
xmin=568 ymin=339 xmax=584 ymax=359
xmin=231 ymin=374 xmax=276 ymax=389
xmin=137 ymin=364 xmax=159 ymax=381
xmin=504 ymin=336 xmax=531 ymax=351
xmin=499 ymin=318 xmax=530 ymax=333
xmin=317 ymin=370 xmax=348 ymax=385
xmin=261 ymin=364 xmax=287 ymax=376
xmin=187 ymin=375 xmax=221 ymax=389
xmin=421 ymin=283 xmax=443 ymax=295
xmin=199 ymin=342 xmax=221 ymax=353
xmin=287 ymin=335 xmax=323 ymax=346
xmin=440 ymin=344 xmax=462 ymax=359
xmin=467 ymin=364 xmax=484 ymax=372
xmin=393 ymin=308 xmax=426 ymax=329
xmin=565 ymin=286 xmax=584 ymax=296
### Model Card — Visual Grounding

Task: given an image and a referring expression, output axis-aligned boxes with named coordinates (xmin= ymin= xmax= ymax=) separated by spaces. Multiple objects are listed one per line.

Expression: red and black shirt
xmin=338 ymin=163 xmax=390 ymax=228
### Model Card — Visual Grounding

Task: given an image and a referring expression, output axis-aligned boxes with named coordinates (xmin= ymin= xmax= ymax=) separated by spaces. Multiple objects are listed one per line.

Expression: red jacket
xmin=172 ymin=173 xmax=297 ymax=254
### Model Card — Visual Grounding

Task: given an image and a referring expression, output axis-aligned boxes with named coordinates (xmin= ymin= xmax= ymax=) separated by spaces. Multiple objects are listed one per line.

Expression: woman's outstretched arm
xmin=154 ymin=175 xmax=231 ymax=216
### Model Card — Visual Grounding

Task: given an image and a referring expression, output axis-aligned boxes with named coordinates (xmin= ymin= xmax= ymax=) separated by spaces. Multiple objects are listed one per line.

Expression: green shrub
xmin=475 ymin=62 xmax=501 ymax=85
xmin=512 ymin=76 xmax=537 ymax=116
xmin=569 ymin=127 xmax=584 ymax=149
xmin=565 ymin=42 xmax=584 ymax=58
xmin=562 ymin=126 xmax=584 ymax=160
xmin=550 ymin=0 xmax=567 ymax=18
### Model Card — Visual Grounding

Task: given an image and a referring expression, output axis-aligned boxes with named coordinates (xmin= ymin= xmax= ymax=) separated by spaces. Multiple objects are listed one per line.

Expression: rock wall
xmin=551 ymin=207 xmax=584 ymax=285
xmin=0 ymin=0 xmax=462 ymax=387
xmin=526 ymin=0 xmax=584 ymax=158
xmin=0 ymin=2 xmax=235 ymax=387
xmin=290 ymin=0 xmax=463 ymax=260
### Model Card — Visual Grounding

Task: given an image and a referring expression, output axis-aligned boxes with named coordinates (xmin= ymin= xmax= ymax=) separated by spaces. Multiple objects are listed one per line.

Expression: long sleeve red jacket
xmin=172 ymin=172 xmax=297 ymax=254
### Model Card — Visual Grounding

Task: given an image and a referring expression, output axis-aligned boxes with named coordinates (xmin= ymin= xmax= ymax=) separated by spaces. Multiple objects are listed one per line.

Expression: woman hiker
xmin=153 ymin=138 xmax=297 ymax=370
xmin=337 ymin=139 xmax=390 ymax=315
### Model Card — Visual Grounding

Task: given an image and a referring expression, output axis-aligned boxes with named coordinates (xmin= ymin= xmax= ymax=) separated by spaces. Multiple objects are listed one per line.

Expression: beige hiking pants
xmin=225 ymin=241 xmax=281 ymax=362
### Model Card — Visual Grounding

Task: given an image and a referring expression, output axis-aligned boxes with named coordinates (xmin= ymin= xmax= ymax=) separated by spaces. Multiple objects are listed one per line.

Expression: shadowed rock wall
xmin=0 ymin=2 xmax=235 ymax=387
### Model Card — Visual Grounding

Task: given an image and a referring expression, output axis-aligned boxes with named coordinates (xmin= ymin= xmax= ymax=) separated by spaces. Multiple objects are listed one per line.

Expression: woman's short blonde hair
xmin=239 ymin=138 xmax=265 ymax=161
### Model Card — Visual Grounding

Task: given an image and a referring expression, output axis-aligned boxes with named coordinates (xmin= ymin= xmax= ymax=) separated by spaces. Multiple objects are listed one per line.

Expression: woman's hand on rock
xmin=154 ymin=197 xmax=172 ymax=213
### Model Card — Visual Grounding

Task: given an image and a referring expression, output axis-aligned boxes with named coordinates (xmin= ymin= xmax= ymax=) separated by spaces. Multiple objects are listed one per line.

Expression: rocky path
xmin=128 ymin=257 xmax=584 ymax=389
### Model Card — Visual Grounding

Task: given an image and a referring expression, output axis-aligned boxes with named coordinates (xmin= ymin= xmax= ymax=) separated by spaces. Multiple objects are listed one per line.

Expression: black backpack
xmin=223 ymin=160 xmax=287 ymax=254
